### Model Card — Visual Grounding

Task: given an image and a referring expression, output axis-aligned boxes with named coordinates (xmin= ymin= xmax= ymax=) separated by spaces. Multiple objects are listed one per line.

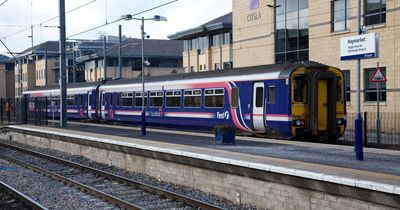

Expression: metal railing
xmin=343 ymin=112 xmax=400 ymax=149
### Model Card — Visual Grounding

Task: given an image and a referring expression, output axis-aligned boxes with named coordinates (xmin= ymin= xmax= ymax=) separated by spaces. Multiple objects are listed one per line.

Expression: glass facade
xmin=331 ymin=0 xmax=350 ymax=32
xmin=275 ymin=0 xmax=309 ymax=63
xmin=365 ymin=0 xmax=387 ymax=25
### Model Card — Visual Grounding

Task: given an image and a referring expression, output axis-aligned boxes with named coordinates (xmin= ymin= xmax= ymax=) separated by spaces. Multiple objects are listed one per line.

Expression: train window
xmin=66 ymin=95 xmax=74 ymax=106
xmin=231 ymin=87 xmax=239 ymax=108
xmin=256 ymin=87 xmax=263 ymax=107
xmin=205 ymin=88 xmax=224 ymax=108
xmin=116 ymin=93 xmax=121 ymax=107
xmin=150 ymin=91 xmax=163 ymax=107
xmin=135 ymin=92 xmax=147 ymax=107
xmin=121 ymin=92 xmax=133 ymax=107
xmin=51 ymin=96 xmax=59 ymax=106
xmin=293 ymin=76 xmax=306 ymax=103
xmin=184 ymin=89 xmax=201 ymax=108
xmin=109 ymin=94 xmax=113 ymax=107
xmin=75 ymin=95 xmax=82 ymax=106
xmin=268 ymin=86 xmax=276 ymax=103
xmin=166 ymin=90 xmax=181 ymax=108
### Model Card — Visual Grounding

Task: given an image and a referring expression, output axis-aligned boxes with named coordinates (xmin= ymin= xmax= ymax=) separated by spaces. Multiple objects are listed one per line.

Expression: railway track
xmin=0 ymin=179 xmax=48 ymax=210
xmin=0 ymin=142 xmax=224 ymax=210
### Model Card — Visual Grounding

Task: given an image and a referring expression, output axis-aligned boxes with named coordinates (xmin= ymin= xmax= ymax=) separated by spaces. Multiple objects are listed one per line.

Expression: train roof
xmin=23 ymin=81 xmax=102 ymax=95
xmin=102 ymin=61 xmax=328 ymax=87
xmin=24 ymin=61 xmax=330 ymax=94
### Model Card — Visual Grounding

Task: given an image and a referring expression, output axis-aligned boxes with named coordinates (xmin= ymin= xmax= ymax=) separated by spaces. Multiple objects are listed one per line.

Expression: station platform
xmin=2 ymin=122 xmax=400 ymax=209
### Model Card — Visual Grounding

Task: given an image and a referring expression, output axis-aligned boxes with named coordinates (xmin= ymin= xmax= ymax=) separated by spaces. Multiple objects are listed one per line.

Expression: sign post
xmin=370 ymin=62 xmax=387 ymax=146
xmin=340 ymin=31 xmax=379 ymax=161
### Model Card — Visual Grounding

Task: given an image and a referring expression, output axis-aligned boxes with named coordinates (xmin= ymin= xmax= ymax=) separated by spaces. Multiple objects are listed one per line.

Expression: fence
xmin=0 ymin=98 xmax=18 ymax=125
xmin=0 ymin=97 xmax=48 ymax=126
xmin=343 ymin=112 xmax=400 ymax=149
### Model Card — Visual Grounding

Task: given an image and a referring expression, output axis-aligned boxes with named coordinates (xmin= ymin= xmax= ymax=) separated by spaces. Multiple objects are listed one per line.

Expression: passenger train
xmin=24 ymin=61 xmax=346 ymax=140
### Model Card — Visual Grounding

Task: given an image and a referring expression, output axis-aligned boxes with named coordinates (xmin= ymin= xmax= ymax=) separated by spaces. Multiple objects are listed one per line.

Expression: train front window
xmin=293 ymin=76 xmax=306 ymax=103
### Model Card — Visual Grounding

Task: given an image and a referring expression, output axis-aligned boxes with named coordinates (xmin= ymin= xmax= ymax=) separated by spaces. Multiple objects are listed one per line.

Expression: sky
xmin=0 ymin=0 xmax=232 ymax=55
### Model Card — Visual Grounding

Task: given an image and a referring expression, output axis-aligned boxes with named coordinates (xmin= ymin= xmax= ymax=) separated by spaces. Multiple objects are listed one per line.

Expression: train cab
xmin=290 ymin=65 xmax=346 ymax=140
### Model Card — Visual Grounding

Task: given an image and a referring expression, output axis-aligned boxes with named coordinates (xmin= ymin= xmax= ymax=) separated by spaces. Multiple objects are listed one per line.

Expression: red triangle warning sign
xmin=370 ymin=66 xmax=387 ymax=82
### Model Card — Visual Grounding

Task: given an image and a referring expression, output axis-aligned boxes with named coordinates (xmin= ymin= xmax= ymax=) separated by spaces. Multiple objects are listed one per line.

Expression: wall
xmin=35 ymin=58 xmax=57 ymax=87
xmin=232 ymin=0 xmax=275 ymax=68
xmin=183 ymin=45 xmax=232 ymax=72
xmin=1 ymin=130 xmax=397 ymax=210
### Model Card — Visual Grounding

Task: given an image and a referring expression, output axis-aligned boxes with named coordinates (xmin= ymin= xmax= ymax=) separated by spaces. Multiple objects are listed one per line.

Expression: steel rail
xmin=0 ymin=179 xmax=49 ymax=210
xmin=0 ymin=142 xmax=224 ymax=210
xmin=0 ymin=152 xmax=146 ymax=210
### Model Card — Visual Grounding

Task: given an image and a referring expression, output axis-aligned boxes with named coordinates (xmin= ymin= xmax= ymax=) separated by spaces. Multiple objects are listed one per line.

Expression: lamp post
xmin=120 ymin=14 xmax=167 ymax=136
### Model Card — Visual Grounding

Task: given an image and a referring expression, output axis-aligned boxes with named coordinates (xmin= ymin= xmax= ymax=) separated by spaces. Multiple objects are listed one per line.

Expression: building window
xmin=204 ymin=88 xmax=224 ymax=108
xmin=215 ymin=63 xmax=221 ymax=70
xmin=135 ymin=92 xmax=147 ymax=107
xmin=331 ymin=0 xmax=350 ymax=32
xmin=149 ymin=91 xmax=163 ymax=107
xmin=121 ymin=92 xmax=133 ymax=107
xmin=343 ymin=70 xmax=351 ymax=102
xmin=223 ymin=62 xmax=232 ymax=70
xmin=166 ymin=90 xmax=181 ymax=108
xmin=184 ymin=89 xmax=201 ymax=108
xmin=365 ymin=0 xmax=386 ymax=26
xmin=364 ymin=67 xmax=386 ymax=102
xmin=275 ymin=0 xmax=309 ymax=63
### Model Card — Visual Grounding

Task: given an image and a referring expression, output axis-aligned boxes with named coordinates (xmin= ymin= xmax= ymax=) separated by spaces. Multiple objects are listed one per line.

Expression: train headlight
xmin=337 ymin=119 xmax=343 ymax=125
xmin=296 ymin=120 xmax=301 ymax=126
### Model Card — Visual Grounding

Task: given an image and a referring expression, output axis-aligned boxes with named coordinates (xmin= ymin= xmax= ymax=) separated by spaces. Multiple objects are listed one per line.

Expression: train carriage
xmin=23 ymin=61 xmax=346 ymax=140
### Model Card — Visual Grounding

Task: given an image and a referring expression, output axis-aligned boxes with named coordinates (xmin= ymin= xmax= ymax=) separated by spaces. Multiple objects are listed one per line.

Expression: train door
xmin=252 ymin=82 xmax=266 ymax=132
xmin=87 ymin=91 xmax=92 ymax=119
xmin=100 ymin=91 xmax=106 ymax=120
xmin=308 ymin=71 xmax=337 ymax=134
xmin=317 ymin=79 xmax=328 ymax=131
